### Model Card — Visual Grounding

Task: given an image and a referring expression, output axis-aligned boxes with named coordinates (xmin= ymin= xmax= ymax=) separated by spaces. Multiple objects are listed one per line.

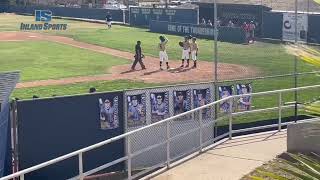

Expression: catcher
xmin=159 ymin=35 xmax=170 ymax=70
xmin=131 ymin=41 xmax=146 ymax=70
xmin=179 ymin=36 xmax=191 ymax=68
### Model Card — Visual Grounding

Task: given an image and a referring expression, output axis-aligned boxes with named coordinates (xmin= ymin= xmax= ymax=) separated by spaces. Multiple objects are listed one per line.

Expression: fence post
xmin=127 ymin=136 xmax=132 ymax=180
xmin=20 ymin=174 xmax=24 ymax=180
xmin=278 ymin=92 xmax=282 ymax=131
xmin=78 ymin=152 xmax=84 ymax=180
xmin=123 ymin=10 xmax=125 ymax=24
xmin=229 ymin=98 xmax=233 ymax=140
xmin=199 ymin=109 xmax=203 ymax=153
xmin=12 ymin=100 xmax=19 ymax=175
xmin=166 ymin=121 xmax=171 ymax=168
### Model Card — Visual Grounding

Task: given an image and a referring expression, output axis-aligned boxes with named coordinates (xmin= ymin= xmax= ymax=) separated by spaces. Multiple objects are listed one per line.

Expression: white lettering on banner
xmin=131 ymin=8 xmax=140 ymax=14
xmin=282 ymin=13 xmax=308 ymax=42
xmin=153 ymin=9 xmax=163 ymax=15
xmin=165 ymin=9 xmax=176 ymax=16
xmin=165 ymin=23 xmax=215 ymax=37
xmin=168 ymin=24 xmax=176 ymax=32
xmin=183 ymin=26 xmax=190 ymax=33
xmin=141 ymin=8 xmax=151 ymax=14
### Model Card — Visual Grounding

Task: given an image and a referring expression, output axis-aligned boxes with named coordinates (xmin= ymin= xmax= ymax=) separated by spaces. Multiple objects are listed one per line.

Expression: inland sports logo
xmin=20 ymin=10 xmax=67 ymax=30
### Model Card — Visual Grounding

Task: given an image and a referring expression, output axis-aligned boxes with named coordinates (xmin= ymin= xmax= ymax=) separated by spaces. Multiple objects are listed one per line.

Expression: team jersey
xmin=190 ymin=42 xmax=198 ymax=51
xmin=159 ymin=40 xmax=168 ymax=51
xmin=182 ymin=41 xmax=190 ymax=50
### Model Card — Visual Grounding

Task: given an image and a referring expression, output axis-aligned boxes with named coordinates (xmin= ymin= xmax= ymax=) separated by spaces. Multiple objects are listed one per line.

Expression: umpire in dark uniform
xmin=131 ymin=41 xmax=146 ymax=70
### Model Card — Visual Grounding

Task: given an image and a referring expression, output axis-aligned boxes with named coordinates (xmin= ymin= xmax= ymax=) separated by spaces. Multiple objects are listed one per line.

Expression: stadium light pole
xmin=294 ymin=0 xmax=298 ymax=122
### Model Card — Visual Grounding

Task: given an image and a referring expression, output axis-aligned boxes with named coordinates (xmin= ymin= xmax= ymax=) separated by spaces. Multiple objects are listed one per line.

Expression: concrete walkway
xmin=149 ymin=130 xmax=287 ymax=180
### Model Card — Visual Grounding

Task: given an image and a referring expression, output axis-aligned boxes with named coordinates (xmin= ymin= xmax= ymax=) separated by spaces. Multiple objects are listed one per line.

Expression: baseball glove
xmin=179 ymin=41 xmax=184 ymax=47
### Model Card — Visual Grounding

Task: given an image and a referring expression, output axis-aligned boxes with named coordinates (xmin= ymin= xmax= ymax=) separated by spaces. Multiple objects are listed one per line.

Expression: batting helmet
xmin=159 ymin=36 xmax=165 ymax=42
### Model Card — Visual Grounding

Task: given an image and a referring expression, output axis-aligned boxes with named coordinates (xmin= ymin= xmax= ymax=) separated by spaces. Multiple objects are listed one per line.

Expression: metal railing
xmin=1 ymin=84 xmax=320 ymax=180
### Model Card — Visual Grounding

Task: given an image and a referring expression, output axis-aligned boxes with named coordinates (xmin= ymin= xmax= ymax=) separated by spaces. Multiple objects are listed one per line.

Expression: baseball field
xmin=0 ymin=13 xmax=319 ymax=123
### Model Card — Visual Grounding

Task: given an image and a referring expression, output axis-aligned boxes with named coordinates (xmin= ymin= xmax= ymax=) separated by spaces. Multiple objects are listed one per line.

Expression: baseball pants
xmin=181 ymin=49 xmax=190 ymax=60
xmin=159 ymin=51 xmax=169 ymax=62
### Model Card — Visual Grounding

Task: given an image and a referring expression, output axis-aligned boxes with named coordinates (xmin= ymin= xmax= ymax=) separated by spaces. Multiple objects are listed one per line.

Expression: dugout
xmin=194 ymin=3 xmax=272 ymax=36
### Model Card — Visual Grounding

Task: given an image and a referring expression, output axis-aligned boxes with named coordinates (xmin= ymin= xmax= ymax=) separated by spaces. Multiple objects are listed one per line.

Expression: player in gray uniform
xmin=174 ymin=92 xmax=187 ymax=114
xmin=238 ymin=85 xmax=251 ymax=111
xmin=99 ymin=99 xmax=115 ymax=129
xmin=152 ymin=95 xmax=166 ymax=116
xmin=180 ymin=36 xmax=191 ymax=68
xmin=128 ymin=96 xmax=144 ymax=121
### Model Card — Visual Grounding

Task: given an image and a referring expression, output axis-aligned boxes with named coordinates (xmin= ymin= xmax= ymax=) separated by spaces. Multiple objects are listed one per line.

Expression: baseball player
xmin=152 ymin=95 xmax=166 ymax=116
xmin=106 ymin=12 xmax=112 ymax=29
xmin=180 ymin=36 xmax=191 ymax=68
xmin=159 ymin=35 xmax=170 ymax=70
xmin=99 ymin=98 xmax=115 ymax=129
xmin=174 ymin=92 xmax=188 ymax=114
xmin=190 ymin=37 xmax=198 ymax=68
xmin=128 ymin=96 xmax=144 ymax=121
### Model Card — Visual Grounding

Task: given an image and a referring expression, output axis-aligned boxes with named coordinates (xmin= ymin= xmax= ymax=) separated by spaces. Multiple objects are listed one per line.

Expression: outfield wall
xmin=150 ymin=20 xmax=246 ymax=44
xmin=308 ymin=14 xmax=320 ymax=44
xmin=7 ymin=5 xmax=126 ymax=22
xmin=262 ymin=12 xmax=320 ymax=44
xmin=129 ymin=7 xmax=198 ymax=27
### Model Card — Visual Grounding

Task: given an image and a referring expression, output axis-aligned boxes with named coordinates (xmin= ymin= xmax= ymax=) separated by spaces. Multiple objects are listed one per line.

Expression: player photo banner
xmin=282 ymin=13 xmax=308 ymax=42
xmin=151 ymin=92 xmax=169 ymax=123
xmin=236 ymin=84 xmax=253 ymax=111
xmin=193 ymin=88 xmax=212 ymax=119
xmin=99 ymin=96 xmax=119 ymax=130
xmin=173 ymin=90 xmax=192 ymax=121
xmin=219 ymin=86 xmax=233 ymax=113
xmin=127 ymin=94 xmax=147 ymax=127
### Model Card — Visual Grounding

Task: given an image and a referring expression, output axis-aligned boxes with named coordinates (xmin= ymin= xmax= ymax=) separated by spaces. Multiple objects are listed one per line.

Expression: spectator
xmin=242 ymin=22 xmax=250 ymax=44
xmin=249 ymin=21 xmax=256 ymax=43
xmin=207 ymin=19 xmax=213 ymax=26
xmin=201 ymin=18 xmax=206 ymax=25
xmin=227 ymin=20 xmax=234 ymax=27
xmin=216 ymin=19 xmax=221 ymax=27
xmin=89 ymin=87 xmax=96 ymax=93
xmin=32 ymin=95 xmax=39 ymax=99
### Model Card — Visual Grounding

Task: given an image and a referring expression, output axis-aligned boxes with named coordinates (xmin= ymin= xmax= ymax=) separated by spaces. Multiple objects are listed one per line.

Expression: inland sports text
xmin=20 ymin=23 xmax=67 ymax=30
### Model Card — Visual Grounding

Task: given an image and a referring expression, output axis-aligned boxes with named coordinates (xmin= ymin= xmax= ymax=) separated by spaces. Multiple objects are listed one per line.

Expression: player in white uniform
xmin=190 ymin=37 xmax=198 ymax=68
xmin=180 ymin=36 xmax=191 ymax=68
xmin=159 ymin=35 xmax=170 ymax=70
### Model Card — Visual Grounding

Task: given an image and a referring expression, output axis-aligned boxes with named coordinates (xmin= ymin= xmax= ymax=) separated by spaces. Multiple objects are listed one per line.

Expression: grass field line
xmin=0 ymin=31 xmax=258 ymax=88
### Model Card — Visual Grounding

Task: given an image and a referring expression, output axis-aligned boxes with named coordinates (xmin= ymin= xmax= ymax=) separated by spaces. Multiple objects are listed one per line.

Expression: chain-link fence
xmin=209 ymin=0 xmax=320 ymax=123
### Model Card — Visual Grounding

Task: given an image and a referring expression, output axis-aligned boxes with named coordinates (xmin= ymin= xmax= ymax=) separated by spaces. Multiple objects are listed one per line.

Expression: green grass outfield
xmin=0 ymin=14 xmax=319 ymax=124
xmin=0 ymin=41 xmax=130 ymax=81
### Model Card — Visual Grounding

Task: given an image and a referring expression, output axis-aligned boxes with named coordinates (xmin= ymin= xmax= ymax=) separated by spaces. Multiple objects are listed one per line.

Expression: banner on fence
xmin=219 ymin=86 xmax=233 ymax=113
xmin=173 ymin=90 xmax=192 ymax=120
xmin=282 ymin=13 xmax=308 ymax=42
xmin=17 ymin=92 xmax=125 ymax=180
xmin=150 ymin=21 xmax=246 ymax=44
xmin=127 ymin=94 xmax=147 ymax=127
xmin=236 ymin=84 xmax=252 ymax=111
xmin=151 ymin=91 xmax=170 ymax=123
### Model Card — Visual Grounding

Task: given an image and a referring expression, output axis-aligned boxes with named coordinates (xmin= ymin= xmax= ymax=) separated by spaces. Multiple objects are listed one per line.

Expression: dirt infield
xmin=0 ymin=32 xmax=259 ymax=88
